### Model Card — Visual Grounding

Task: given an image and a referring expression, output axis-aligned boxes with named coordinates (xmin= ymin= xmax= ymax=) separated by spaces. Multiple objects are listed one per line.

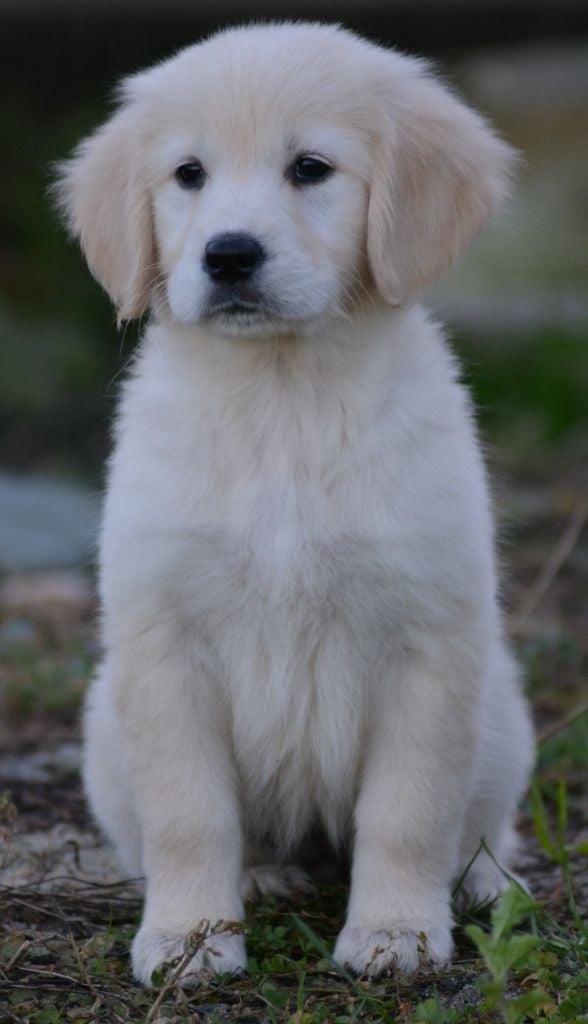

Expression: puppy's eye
xmin=175 ymin=162 xmax=206 ymax=190
xmin=291 ymin=156 xmax=333 ymax=185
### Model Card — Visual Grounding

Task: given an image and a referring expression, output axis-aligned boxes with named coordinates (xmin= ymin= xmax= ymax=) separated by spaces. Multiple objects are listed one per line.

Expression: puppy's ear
xmin=367 ymin=58 xmax=516 ymax=305
xmin=54 ymin=105 xmax=155 ymax=322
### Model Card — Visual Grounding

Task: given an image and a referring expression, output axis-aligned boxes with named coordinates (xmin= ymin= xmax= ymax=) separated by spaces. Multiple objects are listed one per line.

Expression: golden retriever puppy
xmin=56 ymin=22 xmax=534 ymax=985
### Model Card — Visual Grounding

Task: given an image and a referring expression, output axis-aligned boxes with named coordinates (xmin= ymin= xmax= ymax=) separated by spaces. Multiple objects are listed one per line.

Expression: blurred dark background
xmin=1 ymin=0 xmax=587 ymax=569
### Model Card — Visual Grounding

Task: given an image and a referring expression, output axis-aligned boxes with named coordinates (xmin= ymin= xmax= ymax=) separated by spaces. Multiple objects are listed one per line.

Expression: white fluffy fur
xmin=56 ymin=22 xmax=534 ymax=985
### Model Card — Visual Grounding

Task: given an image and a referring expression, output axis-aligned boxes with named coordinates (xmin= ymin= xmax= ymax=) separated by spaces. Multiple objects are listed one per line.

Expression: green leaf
xmin=465 ymin=922 xmax=491 ymax=956
xmin=490 ymin=884 xmax=537 ymax=940
xmin=414 ymin=995 xmax=459 ymax=1022
xmin=504 ymin=987 xmax=551 ymax=1024
xmin=466 ymin=924 xmax=507 ymax=979
xmin=560 ymin=993 xmax=588 ymax=1019
xmin=556 ymin=776 xmax=569 ymax=854
xmin=498 ymin=932 xmax=540 ymax=973
xmin=261 ymin=983 xmax=289 ymax=1010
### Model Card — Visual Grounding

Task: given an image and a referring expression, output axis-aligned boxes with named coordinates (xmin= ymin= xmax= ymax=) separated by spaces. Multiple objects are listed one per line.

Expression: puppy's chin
xmin=204 ymin=307 xmax=295 ymax=339
xmin=199 ymin=304 xmax=349 ymax=341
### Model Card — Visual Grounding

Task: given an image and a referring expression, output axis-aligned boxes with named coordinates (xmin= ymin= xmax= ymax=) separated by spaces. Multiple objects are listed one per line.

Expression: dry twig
xmin=511 ymin=497 xmax=588 ymax=634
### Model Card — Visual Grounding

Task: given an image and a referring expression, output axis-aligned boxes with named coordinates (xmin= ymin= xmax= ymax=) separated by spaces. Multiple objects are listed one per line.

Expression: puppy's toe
xmin=333 ymin=923 xmax=452 ymax=977
xmin=241 ymin=863 xmax=314 ymax=902
xmin=132 ymin=925 xmax=246 ymax=987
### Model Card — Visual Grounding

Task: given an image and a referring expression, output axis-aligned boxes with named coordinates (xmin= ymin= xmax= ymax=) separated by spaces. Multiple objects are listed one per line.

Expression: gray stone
xmin=0 ymin=473 xmax=99 ymax=571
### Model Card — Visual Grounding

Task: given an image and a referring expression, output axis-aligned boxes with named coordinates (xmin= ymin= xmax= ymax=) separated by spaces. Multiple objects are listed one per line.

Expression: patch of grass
xmin=1 ymin=624 xmax=91 ymax=719
xmin=1 ymin=812 xmax=586 ymax=1024
xmin=1 ymin=658 xmax=586 ymax=1021
xmin=458 ymin=328 xmax=588 ymax=457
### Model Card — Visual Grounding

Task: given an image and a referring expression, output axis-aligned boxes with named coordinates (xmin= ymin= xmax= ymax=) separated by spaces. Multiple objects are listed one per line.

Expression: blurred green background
xmin=0 ymin=0 xmax=586 ymax=564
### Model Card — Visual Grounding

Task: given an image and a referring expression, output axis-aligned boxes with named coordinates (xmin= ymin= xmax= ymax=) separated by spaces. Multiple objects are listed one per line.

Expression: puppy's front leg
xmin=335 ymin=649 xmax=481 ymax=976
xmin=114 ymin=638 xmax=245 ymax=986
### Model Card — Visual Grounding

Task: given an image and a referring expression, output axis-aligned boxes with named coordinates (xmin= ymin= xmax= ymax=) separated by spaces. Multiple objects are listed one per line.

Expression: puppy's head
xmin=55 ymin=23 xmax=515 ymax=334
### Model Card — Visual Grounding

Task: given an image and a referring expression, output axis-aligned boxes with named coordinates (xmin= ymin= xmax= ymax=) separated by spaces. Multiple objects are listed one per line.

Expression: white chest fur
xmin=100 ymin=310 xmax=493 ymax=848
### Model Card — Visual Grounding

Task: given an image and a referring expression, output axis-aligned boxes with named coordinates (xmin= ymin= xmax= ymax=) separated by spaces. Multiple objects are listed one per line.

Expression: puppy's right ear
xmin=54 ymin=105 xmax=155 ymax=322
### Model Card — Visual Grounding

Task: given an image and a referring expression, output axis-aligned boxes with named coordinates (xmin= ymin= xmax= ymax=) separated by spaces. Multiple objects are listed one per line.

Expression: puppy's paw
xmin=333 ymin=922 xmax=453 ymax=977
xmin=241 ymin=864 xmax=314 ymax=902
xmin=132 ymin=923 xmax=246 ymax=987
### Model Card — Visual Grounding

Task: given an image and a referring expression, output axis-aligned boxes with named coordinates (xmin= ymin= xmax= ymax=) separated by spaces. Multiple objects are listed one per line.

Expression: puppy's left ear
xmin=54 ymin=102 xmax=155 ymax=322
xmin=367 ymin=56 xmax=516 ymax=305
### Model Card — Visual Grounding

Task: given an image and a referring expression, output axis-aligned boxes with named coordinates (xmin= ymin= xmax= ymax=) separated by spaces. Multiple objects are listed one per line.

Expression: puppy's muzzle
xmin=204 ymin=233 xmax=266 ymax=285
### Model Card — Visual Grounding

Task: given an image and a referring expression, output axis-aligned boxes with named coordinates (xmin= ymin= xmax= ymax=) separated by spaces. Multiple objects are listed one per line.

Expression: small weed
xmin=466 ymin=885 xmax=550 ymax=1023
xmin=530 ymin=777 xmax=588 ymax=939
xmin=413 ymin=993 xmax=463 ymax=1022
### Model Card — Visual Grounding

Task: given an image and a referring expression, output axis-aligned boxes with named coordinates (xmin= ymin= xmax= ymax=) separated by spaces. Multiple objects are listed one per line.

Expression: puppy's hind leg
xmin=456 ymin=649 xmax=534 ymax=907
xmin=83 ymin=660 xmax=143 ymax=878
xmin=241 ymin=856 xmax=314 ymax=902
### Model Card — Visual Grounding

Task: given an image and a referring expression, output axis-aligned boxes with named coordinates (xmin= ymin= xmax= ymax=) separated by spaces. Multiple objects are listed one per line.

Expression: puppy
xmin=56 ymin=22 xmax=534 ymax=985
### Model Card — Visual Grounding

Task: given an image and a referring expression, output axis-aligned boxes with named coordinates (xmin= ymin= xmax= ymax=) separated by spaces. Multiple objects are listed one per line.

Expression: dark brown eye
xmin=291 ymin=156 xmax=333 ymax=185
xmin=175 ymin=162 xmax=206 ymax=190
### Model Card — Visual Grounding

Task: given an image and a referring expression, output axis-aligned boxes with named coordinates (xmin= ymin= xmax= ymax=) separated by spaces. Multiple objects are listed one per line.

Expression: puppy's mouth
xmin=205 ymin=299 xmax=267 ymax=318
xmin=202 ymin=288 xmax=286 ymax=331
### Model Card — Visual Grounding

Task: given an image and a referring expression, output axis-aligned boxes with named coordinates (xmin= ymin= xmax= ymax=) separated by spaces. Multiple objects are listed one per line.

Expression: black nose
xmin=204 ymin=233 xmax=265 ymax=284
